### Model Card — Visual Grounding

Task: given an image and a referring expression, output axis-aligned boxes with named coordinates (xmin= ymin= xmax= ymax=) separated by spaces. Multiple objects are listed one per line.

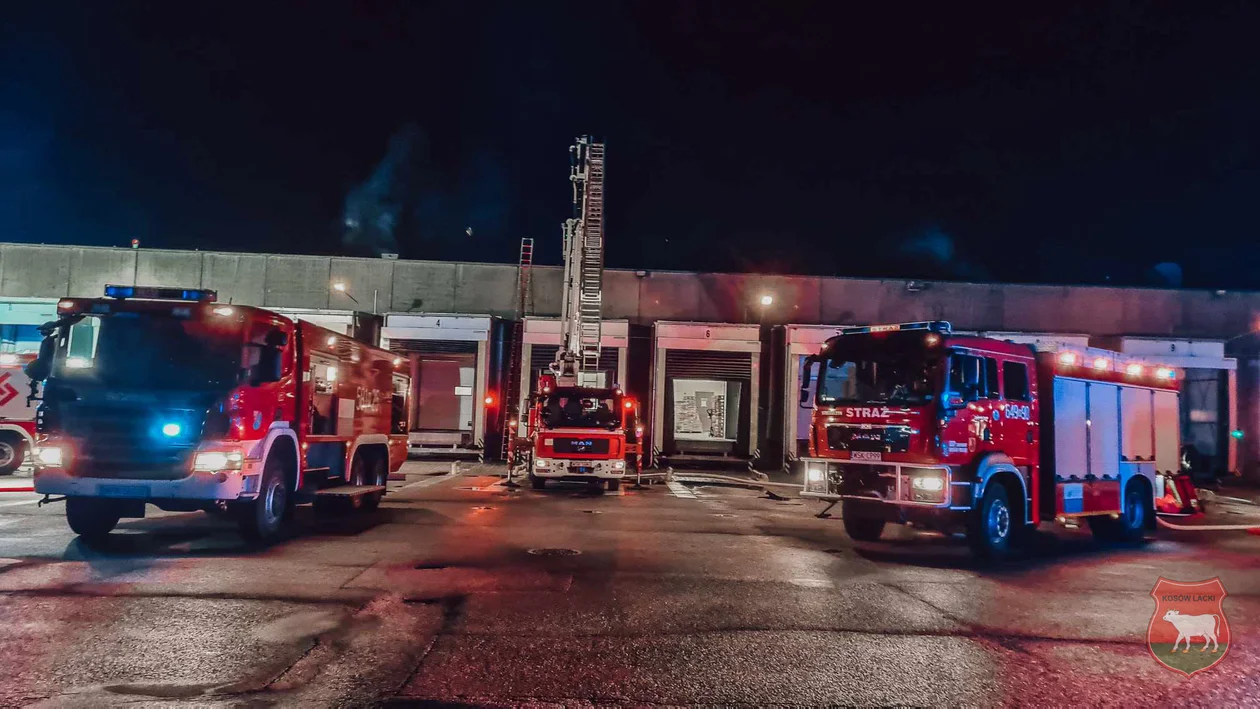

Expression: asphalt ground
xmin=0 ymin=461 xmax=1256 ymax=707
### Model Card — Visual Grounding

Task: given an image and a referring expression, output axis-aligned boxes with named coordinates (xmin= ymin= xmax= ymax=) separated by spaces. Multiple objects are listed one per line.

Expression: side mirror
xmin=800 ymin=355 xmax=818 ymax=406
xmin=250 ymin=345 xmax=284 ymax=385
xmin=24 ymin=336 xmax=57 ymax=383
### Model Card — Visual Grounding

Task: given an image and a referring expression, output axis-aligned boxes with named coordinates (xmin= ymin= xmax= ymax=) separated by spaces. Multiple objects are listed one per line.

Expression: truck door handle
xmin=1027 ymin=430 xmax=1034 ymax=443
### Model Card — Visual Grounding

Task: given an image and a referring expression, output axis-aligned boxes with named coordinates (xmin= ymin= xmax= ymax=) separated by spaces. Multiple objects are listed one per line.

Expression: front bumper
xmin=799 ymin=457 xmax=973 ymax=510
xmin=532 ymin=457 xmax=626 ymax=480
xmin=34 ymin=466 xmax=263 ymax=501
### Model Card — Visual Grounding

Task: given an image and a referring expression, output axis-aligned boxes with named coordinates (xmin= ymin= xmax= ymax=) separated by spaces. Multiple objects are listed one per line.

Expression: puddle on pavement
xmin=105 ymin=682 xmax=215 ymax=698
xmin=527 ymin=548 xmax=581 ymax=556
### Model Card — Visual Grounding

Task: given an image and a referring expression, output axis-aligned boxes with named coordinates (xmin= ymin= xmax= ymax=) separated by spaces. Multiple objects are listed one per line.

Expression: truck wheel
xmin=607 ymin=479 xmax=622 ymax=492
xmin=968 ymin=483 xmax=1015 ymax=559
xmin=0 ymin=434 xmax=26 ymax=476
xmin=66 ymin=497 xmax=121 ymax=540
xmin=1089 ymin=480 xmax=1149 ymax=544
xmin=529 ymin=474 xmax=546 ymax=490
xmin=362 ymin=455 xmax=387 ymax=512
xmin=841 ymin=501 xmax=885 ymax=542
xmin=238 ymin=456 xmax=290 ymax=543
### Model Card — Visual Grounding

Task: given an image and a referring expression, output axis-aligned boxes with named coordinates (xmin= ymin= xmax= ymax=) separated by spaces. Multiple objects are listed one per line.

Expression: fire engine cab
xmin=26 ymin=285 xmax=410 ymax=543
xmin=799 ymin=321 xmax=1182 ymax=558
xmin=521 ymin=373 xmax=642 ymax=490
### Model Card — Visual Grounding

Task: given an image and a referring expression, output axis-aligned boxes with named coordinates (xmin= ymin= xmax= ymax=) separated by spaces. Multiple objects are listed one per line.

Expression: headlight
xmin=612 ymin=460 xmax=626 ymax=470
xmin=534 ymin=458 xmax=549 ymax=469
xmin=34 ymin=446 xmax=64 ymax=468
xmin=912 ymin=475 xmax=944 ymax=492
xmin=193 ymin=450 xmax=243 ymax=472
xmin=806 ymin=466 xmax=826 ymax=483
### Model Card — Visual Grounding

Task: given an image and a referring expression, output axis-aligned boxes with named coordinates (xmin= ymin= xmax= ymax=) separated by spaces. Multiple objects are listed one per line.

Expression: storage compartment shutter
xmin=388 ymin=340 xmax=478 ymax=355
xmin=664 ymin=349 xmax=752 ymax=380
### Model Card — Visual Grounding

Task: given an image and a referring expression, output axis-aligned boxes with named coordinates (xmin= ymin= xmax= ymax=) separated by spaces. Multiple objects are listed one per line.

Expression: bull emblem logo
xmin=1148 ymin=577 xmax=1231 ymax=675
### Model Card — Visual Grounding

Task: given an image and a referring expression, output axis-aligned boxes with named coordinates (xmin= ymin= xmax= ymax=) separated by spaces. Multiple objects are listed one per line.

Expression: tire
xmin=237 ymin=455 xmax=291 ymax=543
xmin=1089 ymin=480 xmax=1149 ymax=544
xmin=607 ymin=479 xmax=622 ymax=492
xmin=841 ymin=500 xmax=885 ymax=542
xmin=361 ymin=454 xmax=387 ymax=512
xmin=0 ymin=434 xmax=26 ymax=476
xmin=66 ymin=497 xmax=121 ymax=540
xmin=968 ymin=483 xmax=1016 ymax=560
xmin=529 ymin=474 xmax=546 ymax=490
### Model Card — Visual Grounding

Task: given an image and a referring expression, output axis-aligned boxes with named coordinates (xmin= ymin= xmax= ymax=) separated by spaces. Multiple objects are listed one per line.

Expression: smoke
xmin=342 ymin=124 xmax=510 ymax=259
xmin=1149 ymin=262 xmax=1184 ymax=288
xmin=342 ymin=125 xmax=425 ymax=256
xmin=897 ymin=227 xmax=989 ymax=281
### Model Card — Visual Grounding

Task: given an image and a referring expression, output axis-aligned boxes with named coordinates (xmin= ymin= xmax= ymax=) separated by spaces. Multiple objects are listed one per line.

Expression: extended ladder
xmin=577 ymin=140 xmax=605 ymax=373
xmin=555 ymin=136 xmax=605 ymax=385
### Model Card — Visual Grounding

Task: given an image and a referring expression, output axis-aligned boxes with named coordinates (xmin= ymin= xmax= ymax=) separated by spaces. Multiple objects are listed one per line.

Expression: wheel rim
xmin=0 ymin=442 xmax=14 ymax=469
xmin=1126 ymin=492 xmax=1144 ymax=529
xmin=988 ymin=498 xmax=1011 ymax=542
xmin=263 ymin=479 xmax=286 ymax=527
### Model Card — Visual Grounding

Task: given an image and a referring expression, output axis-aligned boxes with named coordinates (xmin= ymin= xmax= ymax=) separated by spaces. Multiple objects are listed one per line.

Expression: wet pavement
xmin=0 ymin=462 xmax=1256 ymax=707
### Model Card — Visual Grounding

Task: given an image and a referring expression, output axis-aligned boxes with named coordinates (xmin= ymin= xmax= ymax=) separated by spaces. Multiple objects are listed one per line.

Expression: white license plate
xmin=851 ymin=451 xmax=882 ymax=462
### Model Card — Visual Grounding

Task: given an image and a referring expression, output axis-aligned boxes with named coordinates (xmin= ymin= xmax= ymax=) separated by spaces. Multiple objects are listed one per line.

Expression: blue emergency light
xmin=838 ymin=321 xmax=952 ymax=336
xmin=104 ymin=285 xmax=218 ymax=302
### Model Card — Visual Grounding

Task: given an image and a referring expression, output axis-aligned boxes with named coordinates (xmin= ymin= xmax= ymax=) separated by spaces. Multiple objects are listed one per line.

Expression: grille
xmin=61 ymin=404 xmax=204 ymax=480
xmin=833 ymin=463 xmax=897 ymax=499
xmin=826 ymin=425 xmax=910 ymax=453
xmin=553 ymin=438 xmax=611 ymax=455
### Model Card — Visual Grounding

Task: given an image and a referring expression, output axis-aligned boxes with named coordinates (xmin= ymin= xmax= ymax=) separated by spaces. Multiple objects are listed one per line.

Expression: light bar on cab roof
xmin=104 ymin=285 xmax=218 ymax=303
xmin=838 ymin=321 xmax=952 ymax=336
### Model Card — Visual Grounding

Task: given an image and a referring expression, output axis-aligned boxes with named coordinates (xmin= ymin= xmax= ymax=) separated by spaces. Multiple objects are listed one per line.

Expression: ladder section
xmin=501 ymin=237 xmax=534 ymax=460
xmin=576 ymin=139 xmax=604 ymax=373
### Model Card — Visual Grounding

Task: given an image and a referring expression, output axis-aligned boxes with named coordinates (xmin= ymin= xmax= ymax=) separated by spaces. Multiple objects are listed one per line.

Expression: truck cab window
xmin=1003 ymin=361 xmax=1031 ymax=401
xmin=948 ymin=354 xmax=985 ymax=402
xmin=985 ymin=358 xmax=1001 ymax=399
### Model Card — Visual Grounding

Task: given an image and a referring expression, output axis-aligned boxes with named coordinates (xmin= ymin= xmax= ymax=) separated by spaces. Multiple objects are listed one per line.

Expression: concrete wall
xmin=3 ymin=242 xmax=1259 ymax=338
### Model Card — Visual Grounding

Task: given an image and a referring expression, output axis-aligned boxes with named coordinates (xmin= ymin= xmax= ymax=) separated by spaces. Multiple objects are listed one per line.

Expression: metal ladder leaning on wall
xmin=500 ymin=237 xmax=534 ymax=462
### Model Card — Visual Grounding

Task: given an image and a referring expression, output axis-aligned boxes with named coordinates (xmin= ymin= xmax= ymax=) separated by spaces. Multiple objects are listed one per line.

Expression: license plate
xmin=851 ymin=451 xmax=882 ymax=462
xmin=98 ymin=484 xmax=149 ymax=498
xmin=574 ymin=466 xmax=592 ymax=474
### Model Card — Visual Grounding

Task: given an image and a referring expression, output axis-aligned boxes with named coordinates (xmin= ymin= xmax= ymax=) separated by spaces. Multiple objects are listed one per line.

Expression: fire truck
xmin=799 ymin=321 xmax=1183 ymax=558
xmin=508 ymin=136 xmax=643 ymax=490
xmin=25 ymin=285 xmax=410 ymax=543
xmin=0 ymin=353 xmax=37 ymax=475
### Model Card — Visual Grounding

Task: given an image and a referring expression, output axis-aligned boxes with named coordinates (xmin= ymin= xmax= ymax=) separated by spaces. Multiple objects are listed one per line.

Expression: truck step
xmin=314 ymin=485 xmax=385 ymax=498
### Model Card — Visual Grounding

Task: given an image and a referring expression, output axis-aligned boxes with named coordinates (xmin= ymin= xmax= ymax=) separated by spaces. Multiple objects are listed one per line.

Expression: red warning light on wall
xmin=484 ymin=394 xmax=496 ymax=407
xmin=130 ymin=239 xmax=140 ymax=250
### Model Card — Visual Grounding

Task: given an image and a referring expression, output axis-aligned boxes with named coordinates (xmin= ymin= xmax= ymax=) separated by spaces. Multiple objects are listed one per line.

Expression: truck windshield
xmin=817 ymin=335 xmax=942 ymax=406
xmin=53 ymin=313 xmax=244 ymax=391
xmin=541 ymin=389 xmax=621 ymax=429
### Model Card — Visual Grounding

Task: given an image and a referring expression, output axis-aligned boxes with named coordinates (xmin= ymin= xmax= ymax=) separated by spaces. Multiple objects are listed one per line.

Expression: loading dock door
xmin=414 ymin=357 xmax=475 ymax=432
xmin=663 ymin=349 xmax=753 ymax=457
xmin=387 ymin=339 xmax=482 ymax=446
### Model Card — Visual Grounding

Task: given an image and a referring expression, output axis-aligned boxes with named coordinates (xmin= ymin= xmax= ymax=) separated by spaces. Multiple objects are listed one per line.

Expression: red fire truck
xmin=799 ymin=321 xmax=1182 ymax=558
xmin=515 ymin=373 xmax=642 ymax=491
xmin=506 ymin=136 xmax=644 ymax=491
xmin=0 ymin=353 xmax=37 ymax=475
xmin=26 ymin=285 xmax=410 ymax=543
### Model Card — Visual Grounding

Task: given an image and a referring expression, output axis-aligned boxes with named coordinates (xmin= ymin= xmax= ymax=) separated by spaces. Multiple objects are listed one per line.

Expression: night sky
xmin=4 ymin=2 xmax=1260 ymax=289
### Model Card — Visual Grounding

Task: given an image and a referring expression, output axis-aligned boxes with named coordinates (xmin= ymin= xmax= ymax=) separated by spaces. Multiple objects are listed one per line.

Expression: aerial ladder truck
xmin=509 ymin=137 xmax=643 ymax=491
